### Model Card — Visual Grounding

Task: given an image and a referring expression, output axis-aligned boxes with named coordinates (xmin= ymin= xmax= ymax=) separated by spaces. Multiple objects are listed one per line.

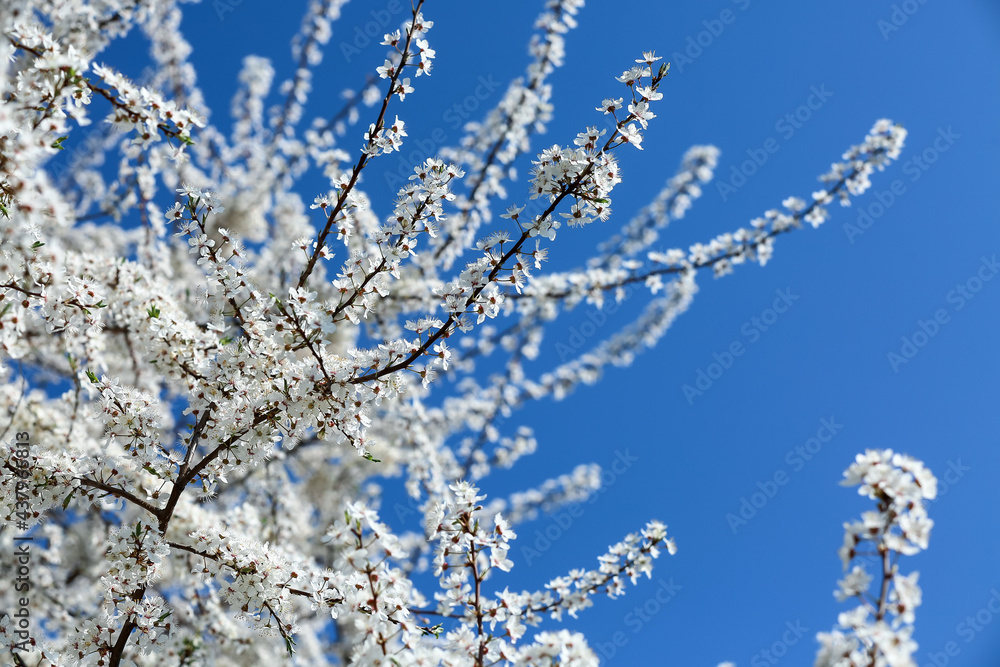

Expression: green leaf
xmin=62 ymin=488 xmax=77 ymax=510
xmin=31 ymin=241 xmax=45 ymax=249
xmin=51 ymin=136 xmax=68 ymax=150
xmin=147 ymin=304 xmax=161 ymax=319
xmin=422 ymin=623 xmax=444 ymax=638
xmin=85 ymin=369 xmax=99 ymax=383
xmin=363 ymin=453 xmax=382 ymax=463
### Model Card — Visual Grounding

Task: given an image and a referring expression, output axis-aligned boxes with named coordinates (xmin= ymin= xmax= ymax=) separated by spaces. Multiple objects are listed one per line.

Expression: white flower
xmin=619 ymin=123 xmax=644 ymax=149
xmin=4 ymin=12 xmax=914 ymax=665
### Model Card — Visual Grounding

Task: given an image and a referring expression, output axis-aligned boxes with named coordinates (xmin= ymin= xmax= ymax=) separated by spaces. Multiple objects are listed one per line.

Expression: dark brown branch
xmin=296 ymin=0 xmax=427 ymax=290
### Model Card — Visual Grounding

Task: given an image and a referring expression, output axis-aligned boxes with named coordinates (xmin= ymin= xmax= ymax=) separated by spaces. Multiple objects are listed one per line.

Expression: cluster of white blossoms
xmin=421 ymin=481 xmax=674 ymax=663
xmin=0 ymin=0 xmax=928 ymax=664
xmin=814 ymin=450 xmax=936 ymax=667
xmin=429 ymin=0 xmax=582 ymax=273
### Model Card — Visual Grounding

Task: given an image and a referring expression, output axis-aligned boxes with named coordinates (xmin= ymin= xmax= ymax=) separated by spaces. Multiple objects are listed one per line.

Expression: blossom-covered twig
xmin=815 ymin=450 xmax=936 ymax=667
xmin=0 ymin=1 xmax=918 ymax=664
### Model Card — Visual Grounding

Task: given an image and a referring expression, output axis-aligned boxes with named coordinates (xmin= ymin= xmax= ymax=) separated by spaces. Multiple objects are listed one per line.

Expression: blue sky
xmin=100 ymin=0 xmax=1000 ymax=664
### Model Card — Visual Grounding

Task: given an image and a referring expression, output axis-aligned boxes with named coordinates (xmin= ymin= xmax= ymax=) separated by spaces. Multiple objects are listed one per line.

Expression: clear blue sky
xmin=104 ymin=0 xmax=1000 ymax=664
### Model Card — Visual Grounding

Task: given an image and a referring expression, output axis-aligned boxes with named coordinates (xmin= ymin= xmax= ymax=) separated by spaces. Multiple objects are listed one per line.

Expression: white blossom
xmin=815 ymin=450 xmax=936 ymax=667
xmin=0 ymin=1 xmax=916 ymax=665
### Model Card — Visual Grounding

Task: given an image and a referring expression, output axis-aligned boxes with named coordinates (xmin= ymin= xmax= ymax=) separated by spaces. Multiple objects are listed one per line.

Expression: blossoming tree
xmin=0 ymin=0 xmax=936 ymax=665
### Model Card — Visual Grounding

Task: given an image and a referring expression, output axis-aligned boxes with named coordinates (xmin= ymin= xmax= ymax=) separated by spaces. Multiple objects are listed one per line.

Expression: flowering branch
xmin=0 ymin=3 xmax=922 ymax=664
xmin=815 ymin=450 xmax=936 ymax=667
xmin=296 ymin=2 xmax=431 ymax=290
